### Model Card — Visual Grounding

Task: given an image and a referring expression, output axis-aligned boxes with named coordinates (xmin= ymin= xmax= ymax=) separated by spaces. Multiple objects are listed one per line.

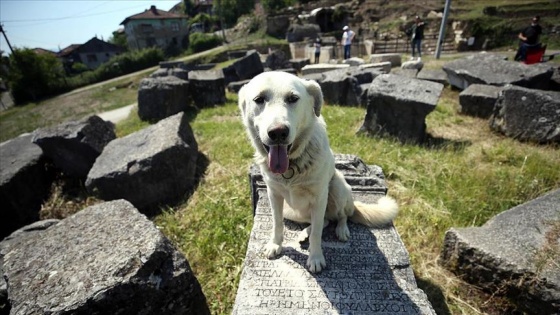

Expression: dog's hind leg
xmin=335 ymin=215 xmax=350 ymax=241
xmin=298 ymin=220 xmax=329 ymax=243
xmin=327 ymin=170 xmax=354 ymax=241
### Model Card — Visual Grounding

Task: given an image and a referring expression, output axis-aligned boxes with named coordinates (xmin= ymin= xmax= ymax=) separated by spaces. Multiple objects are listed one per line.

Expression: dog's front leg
xmin=307 ymin=189 xmax=328 ymax=273
xmin=265 ymin=189 xmax=284 ymax=258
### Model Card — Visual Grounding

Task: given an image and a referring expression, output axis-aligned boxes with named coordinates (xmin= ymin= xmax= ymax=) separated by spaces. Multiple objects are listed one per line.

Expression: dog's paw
xmin=336 ymin=224 xmax=350 ymax=241
xmin=264 ymin=242 xmax=282 ymax=258
xmin=306 ymin=253 xmax=326 ymax=273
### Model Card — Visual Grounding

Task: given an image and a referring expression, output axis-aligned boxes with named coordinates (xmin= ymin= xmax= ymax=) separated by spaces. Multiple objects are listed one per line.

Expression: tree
xmin=213 ymin=0 xmax=255 ymax=27
xmin=261 ymin=0 xmax=295 ymax=13
xmin=7 ymin=48 xmax=66 ymax=104
xmin=108 ymin=30 xmax=128 ymax=51
xmin=182 ymin=0 xmax=195 ymax=17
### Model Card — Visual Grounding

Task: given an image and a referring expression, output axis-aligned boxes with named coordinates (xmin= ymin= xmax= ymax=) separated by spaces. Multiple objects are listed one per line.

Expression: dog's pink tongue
xmin=268 ymin=145 xmax=289 ymax=174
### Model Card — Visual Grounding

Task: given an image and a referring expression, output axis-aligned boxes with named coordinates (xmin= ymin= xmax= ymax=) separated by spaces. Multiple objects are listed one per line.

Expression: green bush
xmin=71 ymin=62 xmax=89 ymax=74
xmin=189 ymin=33 xmax=223 ymax=53
xmin=6 ymin=47 xmax=165 ymax=105
xmin=261 ymin=0 xmax=295 ymax=13
xmin=94 ymin=47 xmax=164 ymax=81
xmin=7 ymin=48 xmax=66 ymax=104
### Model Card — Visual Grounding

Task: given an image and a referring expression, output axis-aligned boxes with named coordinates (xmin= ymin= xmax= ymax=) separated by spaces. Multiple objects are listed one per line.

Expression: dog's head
xmin=238 ymin=71 xmax=324 ymax=174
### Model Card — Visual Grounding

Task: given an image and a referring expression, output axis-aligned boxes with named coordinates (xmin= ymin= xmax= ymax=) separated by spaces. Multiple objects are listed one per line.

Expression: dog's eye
xmin=286 ymin=94 xmax=299 ymax=104
xmin=253 ymin=96 xmax=265 ymax=105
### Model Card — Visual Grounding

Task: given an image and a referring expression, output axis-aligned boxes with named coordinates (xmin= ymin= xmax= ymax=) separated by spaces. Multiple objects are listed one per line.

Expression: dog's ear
xmin=238 ymin=83 xmax=247 ymax=118
xmin=303 ymin=79 xmax=323 ymax=117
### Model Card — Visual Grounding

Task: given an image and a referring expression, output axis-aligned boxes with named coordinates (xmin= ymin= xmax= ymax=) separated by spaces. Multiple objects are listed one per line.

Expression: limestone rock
xmin=317 ymin=67 xmax=383 ymax=106
xmin=137 ymin=76 xmax=191 ymax=122
xmin=288 ymin=58 xmax=311 ymax=72
xmin=401 ymin=59 xmax=424 ymax=71
xmin=0 ymin=200 xmax=210 ymax=315
xmin=188 ymin=70 xmax=226 ymax=108
xmin=440 ymin=189 xmax=560 ymax=314
xmin=233 ymin=50 xmax=264 ymax=81
xmin=392 ymin=68 xmax=419 ymax=78
xmin=32 ymin=115 xmax=116 ymax=178
xmin=361 ymin=74 xmax=444 ymax=143
xmin=360 ymin=61 xmax=392 ymax=74
xmin=227 ymin=79 xmax=250 ymax=94
xmin=149 ymin=68 xmax=189 ymax=81
xmin=417 ymin=69 xmax=448 ymax=85
xmin=302 ymin=64 xmax=350 ymax=75
xmin=266 ymin=50 xmax=291 ymax=70
xmin=368 ymin=53 xmax=402 ymax=67
xmin=86 ymin=112 xmax=198 ymax=215
xmin=458 ymin=84 xmax=502 ymax=118
xmin=489 ymin=85 xmax=560 ymax=143
xmin=343 ymin=57 xmax=365 ymax=67
xmin=0 ymin=134 xmax=55 ymax=239
xmin=286 ymin=23 xmax=320 ymax=42
xmin=442 ymin=54 xmax=554 ymax=90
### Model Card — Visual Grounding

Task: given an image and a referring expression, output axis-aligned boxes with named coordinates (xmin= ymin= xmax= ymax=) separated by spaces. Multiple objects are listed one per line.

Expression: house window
xmin=87 ymin=54 xmax=98 ymax=63
xmin=141 ymin=24 xmax=154 ymax=33
xmin=171 ymin=22 xmax=179 ymax=32
xmin=146 ymin=38 xmax=157 ymax=47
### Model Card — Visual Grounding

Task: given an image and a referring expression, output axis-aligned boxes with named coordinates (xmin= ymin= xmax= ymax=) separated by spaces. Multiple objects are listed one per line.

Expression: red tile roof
xmin=120 ymin=5 xmax=186 ymax=25
xmin=32 ymin=48 xmax=56 ymax=56
xmin=57 ymin=44 xmax=81 ymax=57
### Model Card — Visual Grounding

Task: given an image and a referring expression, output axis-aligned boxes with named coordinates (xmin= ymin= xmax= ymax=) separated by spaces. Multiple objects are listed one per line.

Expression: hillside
xmin=238 ymin=0 xmax=560 ymax=51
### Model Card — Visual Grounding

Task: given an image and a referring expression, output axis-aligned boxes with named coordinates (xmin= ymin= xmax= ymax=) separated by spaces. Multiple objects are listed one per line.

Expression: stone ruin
xmin=3 ymin=46 xmax=560 ymax=314
xmin=85 ymin=112 xmax=199 ymax=215
xmin=1 ymin=110 xmax=208 ymax=313
xmin=440 ymin=189 xmax=560 ymax=314
xmin=442 ymin=53 xmax=559 ymax=144
xmin=1 ymin=199 xmax=210 ymax=314
xmin=442 ymin=53 xmax=554 ymax=91
xmin=1 ymin=111 xmax=200 ymax=237
xmin=458 ymin=84 xmax=502 ymax=118
xmin=360 ymin=74 xmax=444 ymax=144
xmin=489 ymin=85 xmax=560 ymax=143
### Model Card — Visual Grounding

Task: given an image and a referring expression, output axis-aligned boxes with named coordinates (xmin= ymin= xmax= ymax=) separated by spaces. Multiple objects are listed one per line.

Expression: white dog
xmin=238 ymin=71 xmax=398 ymax=273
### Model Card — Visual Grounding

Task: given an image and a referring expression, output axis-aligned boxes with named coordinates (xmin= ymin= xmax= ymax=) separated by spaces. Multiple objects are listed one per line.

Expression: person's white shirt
xmin=342 ymin=30 xmax=355 ymax=46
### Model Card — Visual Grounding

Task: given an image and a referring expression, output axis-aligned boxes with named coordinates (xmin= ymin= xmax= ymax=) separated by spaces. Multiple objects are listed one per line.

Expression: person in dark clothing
xmin=514 ymin=16 xmax=542 ymax=61
xmin=410 ymin=16 xmax=425 ymax=60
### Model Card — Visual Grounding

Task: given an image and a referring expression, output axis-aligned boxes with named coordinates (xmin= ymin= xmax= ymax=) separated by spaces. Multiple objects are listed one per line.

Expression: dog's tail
xmin=349 ymin=196 xmax=399 ymax=227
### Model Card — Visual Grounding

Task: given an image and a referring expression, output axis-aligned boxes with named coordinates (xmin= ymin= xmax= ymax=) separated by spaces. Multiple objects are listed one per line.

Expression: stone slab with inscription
xmin=234 ymin=154 xmax=435 ymax=314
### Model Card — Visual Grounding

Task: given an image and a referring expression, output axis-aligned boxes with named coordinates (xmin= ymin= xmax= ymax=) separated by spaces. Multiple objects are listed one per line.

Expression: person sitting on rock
xmin=514 ymin=16 xmax=542 ymax=61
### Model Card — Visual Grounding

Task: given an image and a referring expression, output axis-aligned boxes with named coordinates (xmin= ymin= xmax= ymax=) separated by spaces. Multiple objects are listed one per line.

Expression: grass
xmin=0 ymin=75 xmax=143 ymax=143
xmin=3 ymin=51 xmax=559 ymax=314
xmin=148 ymin=88 xmax=557 ymax=314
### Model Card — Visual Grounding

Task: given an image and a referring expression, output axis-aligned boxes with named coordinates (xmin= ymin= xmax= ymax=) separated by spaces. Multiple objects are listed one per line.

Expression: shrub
xmin=189 ymin=33 xmax=223 ymax=53
xmin=7 ymin=48 xmax=66 ymax=104
xmin=94 ymin=47 xmax=164 ymax=81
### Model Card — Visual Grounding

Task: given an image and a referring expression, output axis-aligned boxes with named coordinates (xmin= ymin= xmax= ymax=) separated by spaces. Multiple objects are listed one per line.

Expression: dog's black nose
xmin=268 ymin=126 xmax=289 ymax=143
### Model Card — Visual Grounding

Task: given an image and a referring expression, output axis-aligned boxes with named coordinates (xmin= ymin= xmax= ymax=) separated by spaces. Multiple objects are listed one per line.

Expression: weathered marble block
xmin=368 ymin=53 xmax=402 ymax=67
xmin=361 ymin=74 xmax=444 ymax=143
xmin=301 ymin=64 xmax=350 ymax=75
xmin=234 ymin=154 xmax=435 ymax=314
xmin=442 ymin=54 xmax=553 ymax=90
xmin=458 ymin=84 xmax=502 ymax=118
xmin=441 ymin=189 xmax=560 ymax=314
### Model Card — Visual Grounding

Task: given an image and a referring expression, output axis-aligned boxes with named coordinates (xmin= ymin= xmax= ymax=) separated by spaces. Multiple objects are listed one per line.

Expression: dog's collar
xmin=281 ymin=162 xmax=301 ymax=179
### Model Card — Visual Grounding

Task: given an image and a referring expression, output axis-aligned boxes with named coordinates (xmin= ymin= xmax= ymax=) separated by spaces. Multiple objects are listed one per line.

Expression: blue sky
xmin=0 ymin=0 xmax=181 ymax=54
